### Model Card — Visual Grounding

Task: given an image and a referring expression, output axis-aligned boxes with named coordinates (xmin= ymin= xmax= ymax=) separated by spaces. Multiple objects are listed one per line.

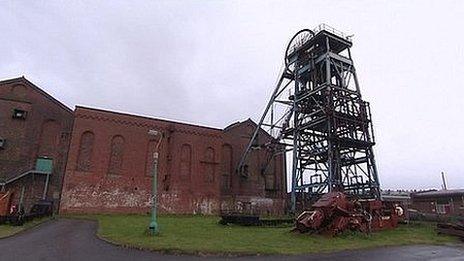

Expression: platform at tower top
xmin=313 ymin=23 xmax=352 ymax=42
xmin=289 ymin=24 xmax=353 ymax=58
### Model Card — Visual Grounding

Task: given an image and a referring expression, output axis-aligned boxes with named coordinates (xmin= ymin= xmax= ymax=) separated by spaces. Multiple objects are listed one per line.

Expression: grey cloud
xmin=1 ymin=0 xmax=463 ymax=190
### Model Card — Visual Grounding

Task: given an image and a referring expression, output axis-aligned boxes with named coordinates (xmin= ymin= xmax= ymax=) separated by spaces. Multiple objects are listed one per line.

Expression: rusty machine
xmin=0 ymin=191 xmax=12 ymax=224
xmin=0 ymin=188 xmax=53 ymax=226
xmin=238 ymin=24 xmax=400 ymax=234
xmin=295 ymin=192 xmax=401 ymax=235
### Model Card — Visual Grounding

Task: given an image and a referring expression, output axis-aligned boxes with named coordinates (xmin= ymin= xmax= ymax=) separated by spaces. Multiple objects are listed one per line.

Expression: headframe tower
xmin=238 ymin=24 xmax=381 ymax=213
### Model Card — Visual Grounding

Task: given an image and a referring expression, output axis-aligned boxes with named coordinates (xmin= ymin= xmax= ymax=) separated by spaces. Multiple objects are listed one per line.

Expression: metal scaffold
xmin=238 ymin=24 xmax=381 ymax=213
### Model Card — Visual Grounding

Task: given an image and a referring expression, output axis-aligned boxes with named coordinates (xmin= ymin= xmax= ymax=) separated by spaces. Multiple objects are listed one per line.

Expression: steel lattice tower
xmin=238 ymin=24 xmax=381 ymax=213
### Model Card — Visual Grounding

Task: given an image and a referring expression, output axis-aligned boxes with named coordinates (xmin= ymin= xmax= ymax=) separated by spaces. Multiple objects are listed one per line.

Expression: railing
xmin=313 ymin=23 xmax=351 ymax=41
xmin=289 ymin=24 xmax=351 ymax=55
xmin=0 ymin=158 xmax=53 ymax=185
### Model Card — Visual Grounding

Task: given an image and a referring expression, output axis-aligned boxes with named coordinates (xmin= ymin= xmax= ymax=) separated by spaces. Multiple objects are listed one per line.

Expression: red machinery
xmin=0 ymin=191 xmax=13 ymax=224
xmin=295 ymin=192 xmax=402 ymax=235
xmin=0 ymin=190 xmax=53 ymax=226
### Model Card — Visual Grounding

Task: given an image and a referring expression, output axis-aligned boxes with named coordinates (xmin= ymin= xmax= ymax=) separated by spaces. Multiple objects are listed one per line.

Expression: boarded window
xmin=180 ymin=144 xmax=192 ymax=180
xmin=221 ymin=144 xmax=233 ymax=190
xmin=108 ymin=135 xmax=125 ymax=175
xmin=76 ymin=131 xmax=94 ymax=171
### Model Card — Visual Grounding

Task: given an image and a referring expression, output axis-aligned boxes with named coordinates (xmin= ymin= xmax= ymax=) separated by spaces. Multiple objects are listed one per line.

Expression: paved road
xmin=0 ymin=219 xmax=463 ymax=261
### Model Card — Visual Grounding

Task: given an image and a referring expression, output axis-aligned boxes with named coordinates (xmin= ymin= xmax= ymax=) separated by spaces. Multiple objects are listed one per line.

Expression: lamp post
xmin=148 ymin=129 xmax=163 ymax=235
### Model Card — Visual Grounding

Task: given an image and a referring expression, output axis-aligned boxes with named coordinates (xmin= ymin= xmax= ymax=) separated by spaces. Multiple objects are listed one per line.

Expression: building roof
xmin=223 ymin=118 xmax=256 ymax=131
xmin=411 ymin=189 xmax=464 ymax=198
xmin=75 ymin=106 xmax=223 ymax=131
xmin=381 ymin=195 xmax=411 ymax=201
xmin=223 ymin=118 xmax=274 ymax=140
xmin=0 ymin=76 xmax=73 ymax=114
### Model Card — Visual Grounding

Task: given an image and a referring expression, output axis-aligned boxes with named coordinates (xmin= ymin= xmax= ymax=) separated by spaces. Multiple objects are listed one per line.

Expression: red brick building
xmin=411 ymin=189 xmax=464 ymax=217
xmin=0 ymin=77 xmax=73 ymax=211
xmin=60 ymin=107 xmax=287 ymax=215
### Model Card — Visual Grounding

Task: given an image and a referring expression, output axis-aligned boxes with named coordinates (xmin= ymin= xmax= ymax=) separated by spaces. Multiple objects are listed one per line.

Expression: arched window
xmin=38 ymin=120 xmax=60 ymax=157
xmin=203 ymin=147 xmax=215 ymax=183
xmin=108 ymin=135 xmax=125 ymax=175
xmin=221 ymin=144 xmax=233 ymax=190
xmin=264 ymin=157 xmax=277 ymax=190
xmin=10 ymin=84 xmax=27 ymax=100
xmin=180 ymin=144 xmax=192 ymax=180
xmin=76 ymin=131 xmax=94 ymax=171
xmin=205 ymin=147 xmax=215 ymax=162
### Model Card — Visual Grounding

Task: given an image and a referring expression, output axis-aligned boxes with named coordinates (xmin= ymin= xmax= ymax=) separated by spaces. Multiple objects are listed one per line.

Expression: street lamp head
xmin=148 ymin=129 xmax=160 ymax=137
xmin=148 ymin=129 xmax=164 ymax=151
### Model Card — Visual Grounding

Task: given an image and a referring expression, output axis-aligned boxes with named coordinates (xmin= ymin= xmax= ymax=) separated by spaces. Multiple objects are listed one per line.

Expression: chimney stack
xmin=441 ymin=171 xmax=448 ymax=190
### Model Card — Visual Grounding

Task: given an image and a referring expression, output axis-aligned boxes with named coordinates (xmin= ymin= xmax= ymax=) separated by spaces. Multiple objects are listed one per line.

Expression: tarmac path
xmin=0 ymin=219 xmax=463 ymax=261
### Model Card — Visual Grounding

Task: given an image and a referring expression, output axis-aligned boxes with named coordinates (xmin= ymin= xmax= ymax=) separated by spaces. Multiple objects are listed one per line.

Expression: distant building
xmin=381 ymin=190 xmax=411 ymax=207
xmin=0 ymin=77 xmax=74 ymax=211
xmin=411 ymin=189 xmax=464 ymax=216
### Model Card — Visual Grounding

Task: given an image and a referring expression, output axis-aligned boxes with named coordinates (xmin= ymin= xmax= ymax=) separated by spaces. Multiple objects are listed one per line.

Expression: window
xmin=264 ymin=158 xmax=277 ymax=191
xmin=221 ymin=144 xmax=232 ymax=190
xmin=12 ymin=109 xmax=27 ymax=120
xmin=180 ymin=144 xmax=192 ymax=179
xmin=203 ymin=147 xmax=216 ymax=183
xmin=38 ymin=120 xmax=60 ymax=157
xmin=108 ymin=135 xmax=125 ymax=175
xmin=76 ymin=131 xmax=95 ymax=171
xmin=436 ymin=204 xmax=448 ymax=214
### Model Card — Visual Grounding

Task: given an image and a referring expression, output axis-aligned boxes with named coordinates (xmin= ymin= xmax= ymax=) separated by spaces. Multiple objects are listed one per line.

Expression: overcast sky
xmin=1 ymin=1 xmax=463 ymax=190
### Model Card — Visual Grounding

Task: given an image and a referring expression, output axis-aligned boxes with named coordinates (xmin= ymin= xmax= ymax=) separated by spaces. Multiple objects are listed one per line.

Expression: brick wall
xmin=0 ymin=77 xmax=73 ymax=211
xmin=60 ymin=107 xmax=287 ymax=215
xmin=221 ymin=120 xmax=286 ymax=215
xmin=412 ymin=195 xmax=464 ymax=216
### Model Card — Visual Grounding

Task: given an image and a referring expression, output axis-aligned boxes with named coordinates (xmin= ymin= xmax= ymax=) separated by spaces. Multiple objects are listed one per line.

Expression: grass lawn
xmin=0 ymin=217 xmax=51 ymax=239
xmin=68 ymin=214 xmax=459 ymax=255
